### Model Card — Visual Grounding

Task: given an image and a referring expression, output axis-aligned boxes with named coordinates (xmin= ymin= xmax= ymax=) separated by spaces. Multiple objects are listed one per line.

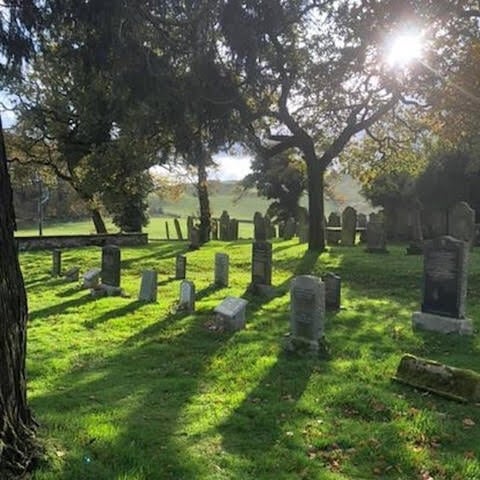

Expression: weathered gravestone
xmin=254 ymin=212 xmax=266 ymax=241
xmin=138 ymin=270 xmax=158 ymax=302
xmin=211 ymin=219 xmax=219 ymax=240
xmin=179 ymin=280 xmax=195 ymax=312
xmin=251 ymin=241 xmax=272 ymax=287
xmin=214 ymin=296 xmax=248 ymax=331
xmin=365 ymin=215 xmax=388 ymax=253
xmin=412 ymin=236 xmax=473 ymax=335
xmin=341 ymin=206 xmax=357 ymax=246
xmin=52 ymin=249 xmax=62 ymax=277
xmin=298 ymin=208 xmax=309 ymax=244
xmin=165 ymin=221 xmax=170 ymax=240
xmin=264 ymin=215 xmax=273 ymax=240
xmin=357 ymin=213 xmax=367 ymax=243
xmin=229 ymin=218 xmax=239 ymax=241
xmin=219 ymin=210 xmax=230 ymax=241
xmin=448 ymin=201 xmax=475 ymax=248
xmin=283 ymin=217 xmax=296 ymax=240
xmin=286 ymin=275 xmax=327 ymax=355
xmin=102 ymin=245 xmax=121 ymax=287
xmin=189 ymin=227 xmax=200 ymax=250
xmin=326 ymin=212 xmax=341 ymax=245
xmin=175 ymin=255 xmax=187 ymax=280
xmin=322 ymin=272 xmax=341 ymax=311
xmin=406 ymin=207 xmax=424 ymax=255
xmin=174 ymin=218 xmax=183 ymax=240
xmin=83 ymin=268 xmax=101 ymax=289
xmin=214 ymin=253 xmax=229 ymax=287
xmin=64 ymin=266 xmax=80 ymax=283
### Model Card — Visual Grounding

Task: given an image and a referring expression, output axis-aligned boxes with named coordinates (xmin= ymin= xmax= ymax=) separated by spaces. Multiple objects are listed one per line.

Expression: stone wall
xmin=16 ymin=233 xmax=148 ymax=251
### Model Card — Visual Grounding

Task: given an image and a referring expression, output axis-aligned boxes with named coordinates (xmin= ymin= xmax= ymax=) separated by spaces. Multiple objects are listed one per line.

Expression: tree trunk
xmin=306 ymin=154 xmax=326 ymax=251
xmin=197 ymin=149 xmax=211 ymax=244
xmin=91 ymin=208 xmax=107 ymax=234
xmin=0 ymin=116 xmax=40 ymax=478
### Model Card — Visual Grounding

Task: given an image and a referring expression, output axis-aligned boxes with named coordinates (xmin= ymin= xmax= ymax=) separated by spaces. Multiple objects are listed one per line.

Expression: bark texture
xmin=0 ymin=116 xmax=40 ymax=478
xmin=197 ymin=148 xmax=211 ymax=244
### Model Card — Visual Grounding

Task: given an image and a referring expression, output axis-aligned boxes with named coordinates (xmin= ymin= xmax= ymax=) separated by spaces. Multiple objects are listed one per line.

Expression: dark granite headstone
xmin=219 ymin=210 xmax=230 ymax=241
xmin=52 ymin=249 xmax=62 ymax=277
xmin=101 ymin=245 xmax=121 ymax=287
xmin=283 ymin=217 xmax=296 ymax=240
xmin=175 ymin=255 xmax=186 ymax=280
xmin=251 ymin=241 xmax=272 ymax=286
xmin=254 ymin=212 xmax=266 ymax=241
xmin=341 ymin=206 xmax=357 ymax=246
xmin=365 ymin=218 xmax=388 ymax=253
xmin=322 ymin=272 xmax=341 ymax=310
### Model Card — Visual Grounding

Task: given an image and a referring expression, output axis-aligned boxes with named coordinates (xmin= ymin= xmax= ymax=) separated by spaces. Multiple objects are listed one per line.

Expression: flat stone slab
xmin=412 ymin=311 xmax=473 ymax=336
xmin=393 ymin=354 xmax=480 ymax=403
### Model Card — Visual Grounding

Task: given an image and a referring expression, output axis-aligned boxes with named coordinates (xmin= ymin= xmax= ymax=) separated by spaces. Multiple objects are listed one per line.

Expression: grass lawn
xmin=23 ymin=240 xmax=480 ymax=479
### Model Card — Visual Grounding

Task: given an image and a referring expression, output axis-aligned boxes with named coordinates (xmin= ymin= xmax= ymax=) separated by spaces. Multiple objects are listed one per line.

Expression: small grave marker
xmin=52 ymin=249 xmax=62 ymax=277
xmin=101 ymin=245 xmax=121 ymax=287
xmin=138 ymin=270 xmax=158 ymax=302
xmin=214 ymin=296 xmax=248 ymax=331
xmin=175 ymin=255 xmax=186 ymax=280
xmin=83 ymin=268 xmax=101 ymax=289
xmin=179 ymin=280 xmax=195 ymax=312
xmin=322 ymin=272 xmax=341 ymax=311
xmin=214 ymin=253 xmax=229 ymax=287
xmin=251 ymin=241 xmax=272 ymax=287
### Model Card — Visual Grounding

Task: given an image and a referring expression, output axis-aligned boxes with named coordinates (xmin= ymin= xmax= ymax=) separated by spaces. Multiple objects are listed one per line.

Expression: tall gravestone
xmin=298 ymin=208 xmax=309 ymax=244
xmin=214 ymin=253 xmax=229 ymax=287
xmin=211 ymin=219 xmax=219 ymax=240
xmin=341 ymin=206 xmax=357 ymax=246
xmin=52 ymin=249 xmax=62 ymax=277
xmin=327 ymin=212 xmax=341 ymax=245
xmin=412 ymin=236 xmax=473 ymax=335
xmin=406 ymin=207 xmax=424 ymax=255
xmin=179 ymin=280 xmax=195 ymax=312
xmin=174 ymin=218 xmax=183 ymax=240
xmin=101 ymin=245 xmax=121 ymax=287
xmin=448 ymin=201 xmax=475 ymax=248
xmin=357 ymin=213 xmax=367 ymax=243
xmin=286 ymin=275 xmax=327 ymax=355
xmin=365 ymin=215 xmax=388 ymax=253
xmin=189 ymin=227 xmax=200 ymax=250
xmin=264 ymin=215 xmax=273 ymax=240
xmin=254 ymin=212 xmax=266 ymax=241
xmin=251 ymin=241 xmax=272 ymax=286
xmin=219 ymin=210 xmax=230 ymax=241
xmin=175 ymin=255 xmax=186 ymax=280
xmin=138 ymin=270 xmax=158 ymax=302
xmin=229 ymin=218 xmax=239 ymax=241
xmin=322 ymin=272 xmax=341 ymax=311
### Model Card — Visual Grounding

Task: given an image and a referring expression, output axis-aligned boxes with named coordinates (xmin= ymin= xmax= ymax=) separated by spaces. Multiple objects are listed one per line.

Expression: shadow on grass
xmin=121 ymin=242 xmax=190 ymax=269
xmin=83 ymin=300 xmax=148 ymax=329
xmin=29 ymin=294 xmax=93 ymax=322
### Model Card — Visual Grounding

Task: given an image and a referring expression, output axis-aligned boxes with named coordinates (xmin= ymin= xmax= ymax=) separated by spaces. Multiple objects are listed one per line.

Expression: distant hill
xmin=148 ymin=175 xmax=371 ymax=220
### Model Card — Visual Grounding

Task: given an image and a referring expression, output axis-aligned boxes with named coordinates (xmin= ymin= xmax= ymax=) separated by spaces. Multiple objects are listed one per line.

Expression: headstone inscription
xmin=138 ymin=270 xmax=158 ymax=302
xmin=214 ymin=253 xmax=229 ymax=287
xmin=254 ymin=212 xmax=266 ymax=241
xmin=219 ymin=210 xmax=230 ymax=241
xmin=286 ymin=275 xmax=326 ymax=354
xmin=251 ymin=241 xmax=272 ymax=286
xmin=175 ymin=255 xmax=186 ymax=280
xmin=412 ymin=236 xmax=473 ymax=335
xmin=448 ymin=201 xmax=475 ymax=248
xmin=101 ymin=245 xmax=121 ymax=287
xmin=322 ymin=272 xmax=341 ymax=310
xmin=214 ymin=296 xmax=248 ymax=331
xmin=179 ymin=280 xmax=195 ymax=312
xmin=52 ymin=249 xmax=62 ymax=277
xmin=341 ymin=206 xmax=357 ymax=246
xmin=174 ymin=218 xmax=183 ymax=240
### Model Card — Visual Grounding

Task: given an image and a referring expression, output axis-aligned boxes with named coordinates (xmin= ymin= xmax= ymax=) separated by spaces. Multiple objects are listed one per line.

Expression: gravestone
xmin=412 ymin=236 xmax=473 ymax=335
xmin=187 ymin=216 xmax=194 ymax=241
xmin=286 ymin=275 xmax=326 ymax=354
xmin=327 ymin=212 xmax=341 ymax=245
xmin=214 ymin=253 xmax=229 ymax=287
xmin=64 ymin=267 xmax=79 ymax=282
xmin=214 ymin=296 xmax=248 ymax=331
xmin=174 ymin=218 xmax=183 ymax=240
xmin=365 ymin=217 xmax=388 ymax=253
xmin=251 ymin=241 xmax=272 ymax=286
xmin=341 ymin=206 xmax=357 ymax=246
xmin=254 ymin=212 xmax=266 ymax=241
xmin=179 ymin=280 xmax=195 ymax=312
xmin=229 ymin=218 xmax=239 ymax=241
xmin=298 ymin=209 xmax=309 ymax=244
xmin=448 ymin=201 xmax=475 ymax=247
xmin=52 ymin=249 xmax=62 ymax=277
xmin=406 ymin=207 xmax=424 ymax=255
xmin=278 ymin=221 xmax=285 ymax=239
xmin=165 ymin=221 xmax=170 ymax=240
xmin=101 ymin=245 xmax=121 ymax=287
xmin=175 ymin=255 xmax=186 ymax=280
xmin=211 ymin=219 xmax=219 ymax=240
xmin=322 ymin=272 xmax=341 ymax=311
xmin=83 ymin=268 xmax=101 ymax=289
xmin=429 ymin=210 xmax=448 ymax=238
xmin=219 ymin=210 xmax=230 ymax=241
xmin=283 ymin=217 xmax=296 ymax=240
xmin=138 ymin=270 xmax=158 ymax=302
xmin=190 ymin=227 xmax=200 ymax=250
xmin=264 ymin=215 xmax=273 ymax=240
xmin=357 ymin=213 xmax=367 ymax=228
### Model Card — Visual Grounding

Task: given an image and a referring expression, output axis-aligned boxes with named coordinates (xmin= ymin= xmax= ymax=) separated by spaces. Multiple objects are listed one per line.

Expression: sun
xmin=386 ymin=31 xmax=423 ymax=68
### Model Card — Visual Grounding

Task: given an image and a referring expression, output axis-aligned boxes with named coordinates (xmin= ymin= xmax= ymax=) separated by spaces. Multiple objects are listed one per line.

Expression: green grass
xmin=23 ymin=241 xmax=480 ymax=479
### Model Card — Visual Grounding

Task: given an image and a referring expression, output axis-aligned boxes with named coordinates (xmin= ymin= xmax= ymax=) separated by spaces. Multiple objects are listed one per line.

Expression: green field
xmin=22 ymin=240 xmax=480 ymax=479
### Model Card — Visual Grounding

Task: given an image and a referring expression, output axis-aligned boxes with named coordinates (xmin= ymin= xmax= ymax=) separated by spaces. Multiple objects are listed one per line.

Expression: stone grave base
xmin=365 ymin=247 xmax=389 ymax=254
xmin=284 ymin=335 xmax=330 ymax=359
xmin=91 ymin=284 xmax=123 ymax=298
xmin=393 ymin=354 xmax=480 ymax=403
xmin=412 ymin=311 xmax=473 ymax=336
